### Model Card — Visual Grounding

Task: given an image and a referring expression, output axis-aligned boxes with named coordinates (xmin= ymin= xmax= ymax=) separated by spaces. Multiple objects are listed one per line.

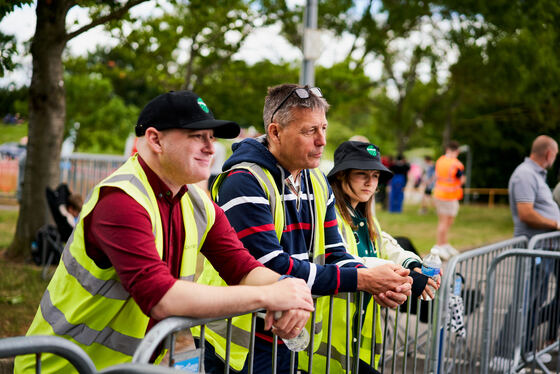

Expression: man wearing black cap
xmin=15 ymin=90 xmax=313 ymax=374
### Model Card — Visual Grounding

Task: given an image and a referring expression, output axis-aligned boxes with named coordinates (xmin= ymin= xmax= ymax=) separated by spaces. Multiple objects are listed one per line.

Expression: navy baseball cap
xmin=135 ymin=90 xmax=240 ymax=139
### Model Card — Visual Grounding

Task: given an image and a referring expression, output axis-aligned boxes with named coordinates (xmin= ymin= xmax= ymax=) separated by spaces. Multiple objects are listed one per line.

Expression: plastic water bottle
xmin=274 ymin=311 xmax=310 ymax=352
xmin=421 ymin=250 xmax=442 ymax=301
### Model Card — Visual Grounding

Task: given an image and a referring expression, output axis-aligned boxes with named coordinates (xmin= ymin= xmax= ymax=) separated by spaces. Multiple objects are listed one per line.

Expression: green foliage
xmin=69 ymin=0 xmax=272 ymax=109
xmin=0 ymin=86 xmax=28 ymax=117
xmin=195 ymin=60 xmax=298 ymax=132
xmin=0 ymin=0 xmax=31 ymax=77
xmin=0 ymin=1 xmax=33 ymax=21
xmin=65 ymin=73 xmax=138 ymax=154
xmin=0 ymin=32 xmax=18 ymax=77
xmin=436 ymin=0 xmax=560 ymax=186
xmin=315 ymin=62 xmax=376 ymax=151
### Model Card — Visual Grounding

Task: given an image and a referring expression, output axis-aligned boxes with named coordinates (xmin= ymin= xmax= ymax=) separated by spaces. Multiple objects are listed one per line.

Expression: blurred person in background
xmin=388 ymin=154 xmax=409 ymax=213
xmin=419 ymin=155 xmax=436 ymax=215
xmin=431 ymin=141 xmax=464 ymax=260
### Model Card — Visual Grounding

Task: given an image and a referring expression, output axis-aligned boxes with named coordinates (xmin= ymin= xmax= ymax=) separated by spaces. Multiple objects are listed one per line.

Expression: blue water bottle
xmin=421 ymin=250 xmax=442 ymax=301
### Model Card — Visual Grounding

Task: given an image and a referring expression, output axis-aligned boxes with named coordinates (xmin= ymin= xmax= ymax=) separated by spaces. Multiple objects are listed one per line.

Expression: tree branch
xmin=65 ymin=0 xmax=148 ymax=42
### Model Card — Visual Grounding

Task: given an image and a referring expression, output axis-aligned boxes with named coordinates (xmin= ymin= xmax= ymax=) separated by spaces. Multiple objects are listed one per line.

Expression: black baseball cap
xmin=135 ymin=90 xmax=240 ymax=139
xmin=327 ymin=141 xmax=393 ymax=184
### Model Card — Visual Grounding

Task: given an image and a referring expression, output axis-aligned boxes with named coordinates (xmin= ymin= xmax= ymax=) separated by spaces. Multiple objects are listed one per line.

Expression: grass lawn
xmin=0 ymin=122 xmax=28 ymax=145
xmin=377 ymin=202 xmax=514 ymax=255
xmin=0 ymin=201 xmax=514 ymax=337
xmin=0 ymin=208 xmax=46 ymax=337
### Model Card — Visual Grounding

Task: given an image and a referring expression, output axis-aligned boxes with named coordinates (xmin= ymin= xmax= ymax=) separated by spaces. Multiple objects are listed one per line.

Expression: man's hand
xmin=357 ymin=263 xmax=413 ymax=295
xmin=263 ymin=277 xmax=314 ymax=313
xmin=373 ymin=282 xmax=412 ymax=308
xmin=264 ymin=309 xmax=310 ymax=339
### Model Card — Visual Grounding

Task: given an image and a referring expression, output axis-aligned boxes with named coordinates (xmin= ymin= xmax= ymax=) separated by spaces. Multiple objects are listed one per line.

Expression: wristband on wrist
xmin=278 ymin=274 xmax=293 ymax=281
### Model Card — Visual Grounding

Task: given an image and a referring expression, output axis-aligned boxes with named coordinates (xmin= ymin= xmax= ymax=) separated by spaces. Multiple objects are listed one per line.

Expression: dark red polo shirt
xmin=84 ymin=156 xmax=263 ymax=329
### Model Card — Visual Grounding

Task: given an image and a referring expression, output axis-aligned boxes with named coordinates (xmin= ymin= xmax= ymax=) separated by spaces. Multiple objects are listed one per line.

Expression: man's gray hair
xmin=262 ymin=84 xmax=329 ymax=133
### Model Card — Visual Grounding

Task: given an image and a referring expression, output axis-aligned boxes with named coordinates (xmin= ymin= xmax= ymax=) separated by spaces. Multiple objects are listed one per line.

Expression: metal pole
xmin=460 ymin=144 xmax=472 ymax=204
xmin=300 ymin=0 xmax=318 ymax=86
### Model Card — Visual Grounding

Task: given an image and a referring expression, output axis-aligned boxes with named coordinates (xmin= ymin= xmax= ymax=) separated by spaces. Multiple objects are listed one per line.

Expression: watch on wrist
xmin=278 ymin=274 xmax=293 ymax=281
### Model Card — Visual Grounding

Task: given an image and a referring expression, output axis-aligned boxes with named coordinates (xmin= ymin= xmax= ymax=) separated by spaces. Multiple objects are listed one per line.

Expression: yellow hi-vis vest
xmin=193 ymin=163 xmax=329 ymax=372
xmin=14 ymin=154 xmax=215 ymax=373
xmin=309 ymin=207 xmax=383 ymax=372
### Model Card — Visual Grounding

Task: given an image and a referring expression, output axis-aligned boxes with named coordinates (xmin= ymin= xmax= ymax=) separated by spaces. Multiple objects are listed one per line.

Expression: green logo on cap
xmin=197 ymin=98 xmax=209 ymax=113
xmin=367 ymin=145 xmax=377 ymax=157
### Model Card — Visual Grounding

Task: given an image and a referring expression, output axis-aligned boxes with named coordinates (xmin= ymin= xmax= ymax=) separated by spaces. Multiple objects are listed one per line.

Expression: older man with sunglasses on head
xmin=197 ymin=84 xmax=413 ymax=374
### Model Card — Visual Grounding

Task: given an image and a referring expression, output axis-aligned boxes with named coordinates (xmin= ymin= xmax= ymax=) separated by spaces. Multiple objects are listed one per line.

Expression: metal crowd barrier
xmin=0 ymin=335 xmax=186 ymax=373
xmin=7 ymin=237 xmax=557 ymax=373
xmin=0 ymin=153 xmax=126 ymax=200
xmin=431 ymin=236 xmax=529 ymax=374
xmin=131 ymin=293 xmax=443 ymax=374
xmin=481 ymin=249 xmax=560 ymax=374
xmin=0 ymin=335 xmax=97 ymax=373
xmin=60 ymin=153 xmax=127 ymax=199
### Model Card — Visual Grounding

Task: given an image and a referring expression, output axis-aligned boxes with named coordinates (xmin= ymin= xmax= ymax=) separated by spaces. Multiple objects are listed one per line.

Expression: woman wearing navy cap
xmin=313 ymin=141 xmax=439 ymax=373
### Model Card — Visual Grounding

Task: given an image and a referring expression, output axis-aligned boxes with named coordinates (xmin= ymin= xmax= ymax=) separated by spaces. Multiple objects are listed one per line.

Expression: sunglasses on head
xmin=269 ymin=86 xmax=323 ymax=124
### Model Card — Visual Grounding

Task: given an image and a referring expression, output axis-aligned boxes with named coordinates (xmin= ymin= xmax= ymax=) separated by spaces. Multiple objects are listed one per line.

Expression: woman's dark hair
xmin=330 ymin=170 xmax=377 ymax=242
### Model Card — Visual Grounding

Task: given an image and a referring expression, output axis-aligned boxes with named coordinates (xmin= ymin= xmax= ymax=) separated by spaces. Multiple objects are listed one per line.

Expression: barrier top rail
xmin=132 ymin=310 xmax=262 ymax=364
xmin=99 ymin=363 xmax=186 ymax=373
xmin=0 ymin=335 xmax=97 ymax=374
xmin=528 ymin=231 xmax=560 ymax=250
xmin=61 ymin=153 xmax=128 ymax=162
xmin=438 ymin=236 xmax=528 ymax=318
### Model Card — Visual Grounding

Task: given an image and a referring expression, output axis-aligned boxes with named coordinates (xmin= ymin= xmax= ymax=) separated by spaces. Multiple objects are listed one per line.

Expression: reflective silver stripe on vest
xmin=313 ymin=320 xmax=323 ymax=335
xmin=315 ymin=340 xmax=381 ymax=370
xmin=207 ymin=320 xmax=252 ymax=348
xmin=313 ymin=253 xmax=325 ymax=265
xmin=230 ymin=162 xmax=278 ymax=222
xmin=62 ymin=232 xmax=129 ymax=300
xmin=40 ymin=289 xmax=141 ymax=356
xmin=334 ymin=292 xmax=356 ymax=302
xmin=315 ymin=341 xmax=351 ymax=370
xmin=103 ymin=173 xmax=157 ymax=237
xmin=180 ymin=275 xmax=195 ymax=281
xmin=186 ymin=186 xmax=210 ymax=245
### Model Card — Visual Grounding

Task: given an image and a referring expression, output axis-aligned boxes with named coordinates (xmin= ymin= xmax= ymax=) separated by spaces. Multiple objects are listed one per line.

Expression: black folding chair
xmin=37 ymin=184 xmax=75 ymax=279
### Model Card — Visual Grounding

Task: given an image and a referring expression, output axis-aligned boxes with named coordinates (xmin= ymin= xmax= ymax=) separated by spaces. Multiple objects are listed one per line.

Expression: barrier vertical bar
xmin=307 ymin=306 xmax=317 ymax=373
xmin=199 ymin=325 xmax=205 ymax=374
xmin=248 ymin=313 xmax=256 ymax=374
xmin=272 ymin=335 xmax=278 ymax=374
xmin=346 ymin=293 xmax=351 ymax=372
xmin=168 ymin=334 xmax=176 ymax=367
xmin=225 ymin=319 xmax=232 ymax=374
xmin=353 ymin=292 xmax=364 ymax=374
xmin=402 ymin=296 xmax=412 ymax=374
xmin=370 ymin=300 xmax=376 ymax=368
xmin=326 ymin=295 xmax=334 ymax=374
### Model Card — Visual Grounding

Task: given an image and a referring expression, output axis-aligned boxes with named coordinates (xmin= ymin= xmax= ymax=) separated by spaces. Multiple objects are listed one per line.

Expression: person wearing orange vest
xmin=431 ymin=140 xmax=465 ymax=260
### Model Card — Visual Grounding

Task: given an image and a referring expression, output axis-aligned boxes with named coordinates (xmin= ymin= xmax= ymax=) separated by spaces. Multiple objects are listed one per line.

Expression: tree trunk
xmin=7 ymin=1 xmax=71 ymax=259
